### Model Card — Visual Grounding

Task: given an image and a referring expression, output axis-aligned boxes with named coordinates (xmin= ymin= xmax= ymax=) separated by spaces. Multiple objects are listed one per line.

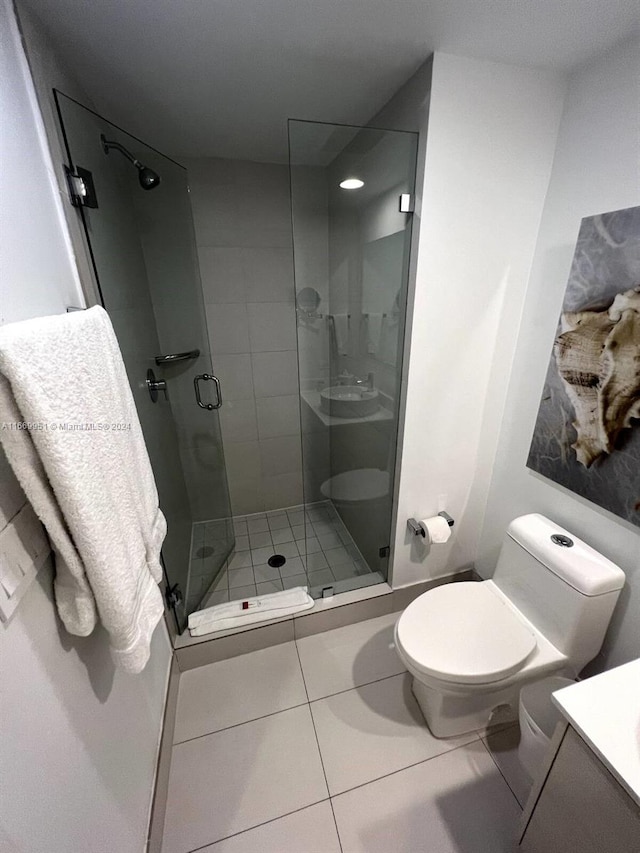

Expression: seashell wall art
xmin=527 ymin=206 xmax=640 ymax=527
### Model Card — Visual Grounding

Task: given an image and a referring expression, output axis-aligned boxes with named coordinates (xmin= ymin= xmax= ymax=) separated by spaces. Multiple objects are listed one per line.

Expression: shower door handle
xmin=194 ymin=374 xmax=222 ymax=410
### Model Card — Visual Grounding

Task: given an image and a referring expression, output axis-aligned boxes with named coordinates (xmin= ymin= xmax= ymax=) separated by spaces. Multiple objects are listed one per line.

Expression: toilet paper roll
xmin=419 ymin=515 xmax=452 ymax=544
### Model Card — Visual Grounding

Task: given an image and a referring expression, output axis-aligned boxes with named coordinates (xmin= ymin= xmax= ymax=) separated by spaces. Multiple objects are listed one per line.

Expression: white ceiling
xmin=21 ymin=0 xmax=639 ymax=163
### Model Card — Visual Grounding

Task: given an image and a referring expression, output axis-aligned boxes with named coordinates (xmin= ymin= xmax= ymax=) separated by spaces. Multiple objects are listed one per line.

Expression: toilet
xmin=321 ymin=469 xmax=390 ymax=567
xmin=320 ymin=468 xmax=390 ymax=507
xmin=394 ymin=514 xmax=625 ymax=738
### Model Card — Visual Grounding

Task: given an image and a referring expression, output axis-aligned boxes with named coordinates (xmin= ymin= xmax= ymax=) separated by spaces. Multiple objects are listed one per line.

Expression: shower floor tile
xmin=281 ymin=573 xmax=308 ymax=590
xmin=248 ymin=530 xmax=271 ymax=548
xmin=228 ymin=566 xmax=255 ymax=588
xmin=228 ymin=550 xmax=252 ymax=570
xmin=232 ymin=534 xmax=248 ymax=550
xmin=296 ymin=535 xmax=321 ymax=554
xmin=232 ymin=519 xmax=248 ymax=537
xmin=256 ymin=579 xmax=283 ymax=594
xmin=252 ymin=563 xmax=280 ymax=583
xmin=273 ymin=540 xmax=299 ymax=558
xmin=271 ymin=527 xmax=294 ymax=544
xmin=230 ymin=583 xmax=257 ymax=599
xmin=278 ymin=555 xmax=305 ymax=576
xmin=196 ymin=501 xmax=376 ymax=610
xmin=247 ymin=516 xmax=269 ymax=534
xmin=307 ymin=568 xmax=334 ymax=586
xmin=303 ymin=551 xmax=329 ymax=571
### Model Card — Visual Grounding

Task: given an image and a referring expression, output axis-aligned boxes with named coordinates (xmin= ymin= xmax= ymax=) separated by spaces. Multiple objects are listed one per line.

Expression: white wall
xmin=0 ymin=2 xmax=84 ymax=321
xmin=187 ymin=158 xmax=302 ymax=516
xmin=0 ymin=2 xmax=171 ymax=849
xmin=477 ymin=37 xmax=640 ymax=675
xmin=13 ymin=1 xmax=100 ymax=306
xmin=388 ymin=53 xmax=567 ymax=586
xmin=290 ymin=164 xmax=330 ymax=392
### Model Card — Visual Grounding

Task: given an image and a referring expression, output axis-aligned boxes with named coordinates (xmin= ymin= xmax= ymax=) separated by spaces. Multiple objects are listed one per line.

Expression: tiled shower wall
xmin=186 ymin=158 xmax=303 ymax=515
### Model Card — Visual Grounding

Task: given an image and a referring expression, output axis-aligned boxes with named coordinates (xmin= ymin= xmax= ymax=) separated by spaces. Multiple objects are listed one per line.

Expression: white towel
xmin=331 ymin=314 xmax=350 ymax=356
xmin=0 ymin=306 xmax=166 ymax=673
xmin=189 ymin=586 xmax=314 ymax=636
xmin=366 ymin=314 xmax=384 ymax=355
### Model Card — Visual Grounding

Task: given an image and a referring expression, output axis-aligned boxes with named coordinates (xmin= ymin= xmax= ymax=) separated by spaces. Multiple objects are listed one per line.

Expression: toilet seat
xmin=396 ymin=582 xmax=537 ymax=686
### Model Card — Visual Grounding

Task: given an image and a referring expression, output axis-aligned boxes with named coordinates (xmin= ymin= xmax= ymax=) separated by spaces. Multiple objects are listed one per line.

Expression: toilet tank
xmin=492 ymin=514 xmax=625 ymax=674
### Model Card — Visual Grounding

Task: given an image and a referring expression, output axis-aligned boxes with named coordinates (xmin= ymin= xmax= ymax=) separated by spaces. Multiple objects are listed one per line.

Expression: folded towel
xmin=0 ymin=306 xmax=166 ymax=673
xmin=331 ymin=314 xmax=350 ymax=356
xmin=366 ymin=314 xmax=384 ymax=355
xmin=189 ymin=586 xmax=314 ymax=635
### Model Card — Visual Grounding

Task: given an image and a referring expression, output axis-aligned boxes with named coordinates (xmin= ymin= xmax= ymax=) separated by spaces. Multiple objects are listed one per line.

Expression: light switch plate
xmin=0 ymin=502 xmax=50 ymax=623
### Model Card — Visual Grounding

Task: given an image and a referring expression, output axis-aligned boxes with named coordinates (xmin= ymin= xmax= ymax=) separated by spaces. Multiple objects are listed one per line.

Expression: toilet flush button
xmin=551 ymin=534 xmax=574 ymax=547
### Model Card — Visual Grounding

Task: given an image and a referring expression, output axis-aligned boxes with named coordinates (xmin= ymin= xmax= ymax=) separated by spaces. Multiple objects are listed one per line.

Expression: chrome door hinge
xmin=399 ymin=193 xmax=414 ymax=213
xmin=165 ymin=583 xmax=183 ymax=610
xmin=65 ymin=165 xmax=99 ymax=208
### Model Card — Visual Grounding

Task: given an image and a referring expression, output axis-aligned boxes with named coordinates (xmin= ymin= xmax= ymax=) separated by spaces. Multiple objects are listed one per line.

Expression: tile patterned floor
xmin=191 ymin=502 xmax=382 ymax=608
xmin=161 ymin=612 xmax=528 ymax=853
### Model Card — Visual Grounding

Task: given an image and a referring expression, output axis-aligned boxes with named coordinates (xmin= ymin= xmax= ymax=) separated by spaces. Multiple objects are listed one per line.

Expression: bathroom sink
xmin=320 ymin=385 xmax=379 ymax=418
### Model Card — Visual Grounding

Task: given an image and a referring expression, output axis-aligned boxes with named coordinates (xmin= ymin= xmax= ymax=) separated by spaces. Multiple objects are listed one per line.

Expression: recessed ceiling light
xmin=339 ymin=177 xmax=364 ymax=189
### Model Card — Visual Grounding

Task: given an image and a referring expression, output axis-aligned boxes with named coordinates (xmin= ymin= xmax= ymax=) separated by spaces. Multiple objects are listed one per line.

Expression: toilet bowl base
xmin=411 ymin=676 xmax=520 ymax=738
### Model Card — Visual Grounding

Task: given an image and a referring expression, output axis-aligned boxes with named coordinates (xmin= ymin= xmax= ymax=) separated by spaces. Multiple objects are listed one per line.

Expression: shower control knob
xmin=146 ymin=368 xmax=168 ymax=403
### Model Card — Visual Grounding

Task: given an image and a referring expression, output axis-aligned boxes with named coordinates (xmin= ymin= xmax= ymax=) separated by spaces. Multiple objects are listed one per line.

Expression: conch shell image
xmin=554 ymin=287 xmax=640 ymax=467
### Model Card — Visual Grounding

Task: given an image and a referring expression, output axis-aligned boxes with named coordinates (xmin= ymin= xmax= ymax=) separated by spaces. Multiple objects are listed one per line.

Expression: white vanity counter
xmin=552 ymin=658 xmax=640 ymax=807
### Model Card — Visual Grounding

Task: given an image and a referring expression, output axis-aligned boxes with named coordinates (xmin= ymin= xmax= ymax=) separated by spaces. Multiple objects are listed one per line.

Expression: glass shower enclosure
xmin=289 ymin=120 xmax=417 ymax=595
xmin=53 ymin=94 xmax=417 ymax=629
xmin=54 ymin=91 xmax=234 ymax=632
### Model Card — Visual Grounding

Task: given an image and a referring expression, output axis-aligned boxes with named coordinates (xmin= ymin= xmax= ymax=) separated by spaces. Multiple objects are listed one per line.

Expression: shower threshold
xmin=173 ymin=578 xmax=392 ymax=649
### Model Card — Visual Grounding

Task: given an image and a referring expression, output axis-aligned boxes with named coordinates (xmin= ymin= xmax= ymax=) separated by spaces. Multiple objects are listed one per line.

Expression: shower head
xmin=100 ymin=134 xmax=161 ymax=190
xmin=138 ymin=166 xmax=161 ymax=190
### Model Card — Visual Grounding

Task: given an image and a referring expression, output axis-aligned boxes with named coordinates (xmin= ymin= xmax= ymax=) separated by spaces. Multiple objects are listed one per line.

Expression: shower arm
xmin=100 ymin=135 xmax=144 ymax=169
xmin=100 ymin=134 xmax=160 ymax=190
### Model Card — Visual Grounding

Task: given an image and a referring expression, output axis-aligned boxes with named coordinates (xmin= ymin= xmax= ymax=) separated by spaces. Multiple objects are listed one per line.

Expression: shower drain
xmin=268 ymin=554 xmax=286 ymax=568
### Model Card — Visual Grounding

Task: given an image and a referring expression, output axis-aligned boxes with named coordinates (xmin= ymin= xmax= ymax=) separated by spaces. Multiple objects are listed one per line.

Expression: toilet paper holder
xmin=407 ymin=512 xmax=455 ymax=537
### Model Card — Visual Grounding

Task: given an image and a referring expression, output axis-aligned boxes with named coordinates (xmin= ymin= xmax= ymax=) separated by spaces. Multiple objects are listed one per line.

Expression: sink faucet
xmin=355 ymin=372 xmax=375 ymax=391
xmin=336 ymin=371 xmax=355 ymax=386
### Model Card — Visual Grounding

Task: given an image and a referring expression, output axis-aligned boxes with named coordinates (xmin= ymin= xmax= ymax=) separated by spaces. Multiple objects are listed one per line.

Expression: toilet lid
xmin=396 ymin=582 xmax=537 ymax=685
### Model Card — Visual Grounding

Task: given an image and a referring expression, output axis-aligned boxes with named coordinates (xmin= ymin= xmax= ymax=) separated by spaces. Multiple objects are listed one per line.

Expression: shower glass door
xmin=55 ymin=91 xmax=234 ymax=631
xmin=289 ymin=120 xmax=417 ymax=596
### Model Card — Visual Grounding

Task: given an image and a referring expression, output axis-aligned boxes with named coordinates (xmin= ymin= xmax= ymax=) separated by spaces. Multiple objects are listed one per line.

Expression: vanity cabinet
xmin=519 ymin=725 xmax=640 ymax=853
